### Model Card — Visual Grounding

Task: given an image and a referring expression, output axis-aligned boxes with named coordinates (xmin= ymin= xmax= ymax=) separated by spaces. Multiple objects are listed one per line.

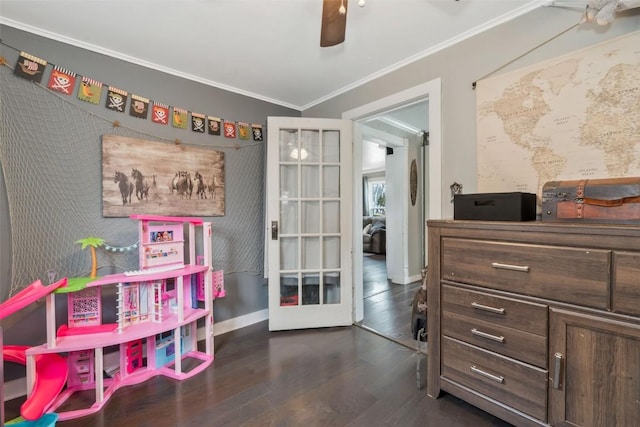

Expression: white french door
xmin=267 ymin=117 xmax=352 ymax=331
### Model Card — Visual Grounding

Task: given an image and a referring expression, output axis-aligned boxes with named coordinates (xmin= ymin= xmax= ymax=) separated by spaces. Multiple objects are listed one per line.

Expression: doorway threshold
xmin=354 ymin=322 xmax=428 ymax=355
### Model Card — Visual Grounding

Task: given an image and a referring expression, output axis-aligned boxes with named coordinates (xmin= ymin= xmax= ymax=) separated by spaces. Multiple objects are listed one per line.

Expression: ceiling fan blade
xmin=320 ymin=0 xmax=348 ymax=47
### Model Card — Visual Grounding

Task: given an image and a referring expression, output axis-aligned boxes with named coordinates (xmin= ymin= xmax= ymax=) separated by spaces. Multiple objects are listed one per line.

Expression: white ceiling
xmin=0 ymin=0 xmax=549 ymax=111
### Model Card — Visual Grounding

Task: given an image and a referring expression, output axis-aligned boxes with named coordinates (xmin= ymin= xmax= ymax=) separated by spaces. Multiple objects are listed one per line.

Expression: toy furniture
xmin=3 ymin=214 xmax=224 ymax=423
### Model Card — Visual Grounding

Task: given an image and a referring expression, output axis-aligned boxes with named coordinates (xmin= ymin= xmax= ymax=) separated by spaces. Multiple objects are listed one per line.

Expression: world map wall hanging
xmin=476 ymin=30 xmax=640 ymax=205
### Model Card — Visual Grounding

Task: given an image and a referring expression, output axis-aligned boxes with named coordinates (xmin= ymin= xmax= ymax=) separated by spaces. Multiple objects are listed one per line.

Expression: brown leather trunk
xmin=542 ymin=177 xmax=640 ymax=223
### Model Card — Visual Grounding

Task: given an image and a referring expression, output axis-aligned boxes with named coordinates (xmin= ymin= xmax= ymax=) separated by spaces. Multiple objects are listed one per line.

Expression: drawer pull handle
xmin=471 ymin=302 xmax=505 ymax=315
xmin=470 ymin=365 xmax=504 ymax=384
xmin=553 ymin=352 xmax=563 ymax=389
xmin=491 ymin=262 xmax=530 ymax=272
xmin=471 ymin=328 xmax=505 ymax=343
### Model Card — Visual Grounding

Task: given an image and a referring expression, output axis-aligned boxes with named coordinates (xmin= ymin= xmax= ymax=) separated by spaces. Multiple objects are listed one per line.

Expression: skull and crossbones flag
xmin=191 ymin=112 xmax=206 ymax=133
xmin=172 ymin=107 xmax=188 ymax=129
xmin=47 ymin=66 xmax=76 ymax=95
xmin=208 ymin=116 xmax=221 ymax=135
xmin=105 ymin=86 xmax=128 ymax=113
xmin=129 ymin=94 xmax=149 ymax=119
xmin=238 ymin=122 xmax=250 ymax=140
xmin=14 ymin=52 xmax=47 ymax=83
xmin=152 ymin=102 xmax=170 ymax=125
xmin=251 ymin=124 xmax=264 ymax=141
xmin=77 ymin=77 xmax=103 ymax=105
xmin=224 ymin=121 xmax=237 ymax=139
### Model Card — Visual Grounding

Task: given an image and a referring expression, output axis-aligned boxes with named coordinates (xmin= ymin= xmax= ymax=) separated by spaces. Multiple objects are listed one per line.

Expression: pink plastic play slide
xmin=1 ymin=278 xmax=69 ymax=421
xmin=0 ymin=278 xmax=67 ymax=319
xmin=3 ymin=346 xmax=68 ymax=421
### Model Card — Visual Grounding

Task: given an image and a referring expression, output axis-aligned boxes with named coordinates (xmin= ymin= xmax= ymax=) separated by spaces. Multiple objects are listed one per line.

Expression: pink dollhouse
xmin=2 ymin=214 xmax=224 ymax=423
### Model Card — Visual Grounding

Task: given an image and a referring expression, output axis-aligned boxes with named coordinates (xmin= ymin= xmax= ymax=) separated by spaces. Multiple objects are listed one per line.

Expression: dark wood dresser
xmin=426 ymin=220 xmax=640 ymax=427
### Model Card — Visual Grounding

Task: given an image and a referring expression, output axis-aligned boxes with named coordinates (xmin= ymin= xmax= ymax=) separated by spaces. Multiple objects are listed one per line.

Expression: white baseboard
xmin=4 ymin=377 xmax=26 ymax=401
xmin=3 ymin=310 xmax=269 ymax=403
xmin=408 ymin=274 xmax=422 ymax=283
xmin=198 ymin=309 xmax=269 ymax=340
xmin=394 ymin=274 xmax=422 ymax=285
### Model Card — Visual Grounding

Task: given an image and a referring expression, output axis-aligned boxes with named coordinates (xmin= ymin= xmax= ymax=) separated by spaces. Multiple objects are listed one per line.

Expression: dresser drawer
xmin=441 ymin=238 xmax=610 ymax=309
xmin=441 ymin=336 xmax=548 ymax=422
xmin=442 ymin=311 xmax=547 ymax=368
xmin=613 ymin=252 xmax=640 ymax=316
xmin=442 ymin=285 xmax=547 ymax=336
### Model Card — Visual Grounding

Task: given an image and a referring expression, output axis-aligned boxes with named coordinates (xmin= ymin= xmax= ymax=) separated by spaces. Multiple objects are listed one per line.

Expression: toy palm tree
xmin=76 ymin=237 xmax=105 ymax=278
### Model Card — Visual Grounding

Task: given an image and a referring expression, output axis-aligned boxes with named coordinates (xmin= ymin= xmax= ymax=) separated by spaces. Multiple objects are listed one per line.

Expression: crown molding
xmin=302 ymin=0 xmax=546 ymax=110
xmin=0 ymin=18 xmax=301 ymax=111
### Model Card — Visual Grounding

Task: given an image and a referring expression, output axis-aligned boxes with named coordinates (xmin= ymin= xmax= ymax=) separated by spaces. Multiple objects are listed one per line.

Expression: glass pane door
xmin=267 ymin=117 xmax=352 ymax=331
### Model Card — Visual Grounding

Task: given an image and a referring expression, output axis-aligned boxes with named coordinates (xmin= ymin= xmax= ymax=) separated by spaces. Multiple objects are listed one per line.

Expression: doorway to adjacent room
xmin=359 ymin=102 xmax=426 ymax=350
xmin=344 ymin=80 xmax=442 ymax=349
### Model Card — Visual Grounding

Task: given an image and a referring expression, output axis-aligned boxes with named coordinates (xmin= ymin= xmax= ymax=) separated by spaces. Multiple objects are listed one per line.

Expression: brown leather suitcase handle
xmin=558 ymin=200 xmax=640 ymax=219
xmin=583 ymin=196 xmax=640 ymax=207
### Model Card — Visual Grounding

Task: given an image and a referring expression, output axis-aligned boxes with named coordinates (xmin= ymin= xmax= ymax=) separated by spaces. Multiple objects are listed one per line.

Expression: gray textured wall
xmin=0 ymin=162 xmax=10 ymax=303
xmin=0 ymin=25 xmax=300 ymax=348
xmin=303 ymin=7 xmax=640 ymax=218
xmin=2 ymin=8 xmax=639 ymax=348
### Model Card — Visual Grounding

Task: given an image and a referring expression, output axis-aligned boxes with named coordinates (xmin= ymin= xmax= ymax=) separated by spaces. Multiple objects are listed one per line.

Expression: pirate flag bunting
xmin=191 ymin=112 xmax=206 ymax=133
xmin=238 ymin=122 xmax=250 ymax=140
xmin=223 ymin=121 xmax=237 ymax=139
xmin=172 ymin=107 xmax=188 ymax=129
xmin=47 ymin=66 xmax=76 ymax=95
xmin=105 ymin=86 xmax=128 ymax=113
xmin=251 ymin=124 xmax=264 ymax=141
xmin=129 ymin=94 xmax=149 ymax=119
xmin=208 ymin=116 xmax=221 ymax=135
xmin=14 ymin=52 xmax=47 ymax=83
xmin=77 ymin=77 xmax=103 ymax=104
xmin=152 ymin=102 xmax=169 ymax=125
xmin=9 ymin=48 xmax=258 ymax=144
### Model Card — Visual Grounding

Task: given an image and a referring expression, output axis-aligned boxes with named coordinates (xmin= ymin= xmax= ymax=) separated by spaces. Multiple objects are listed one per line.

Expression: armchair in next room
xmin=362 ymin=216 xmax=386 ymax=254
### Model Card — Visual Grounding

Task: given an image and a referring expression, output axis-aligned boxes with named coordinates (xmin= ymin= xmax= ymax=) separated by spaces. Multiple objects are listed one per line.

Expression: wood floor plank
xmin=5 ymin=321 xmax=511 ymax=426
xmin=362 ymin=254 xmax=424 ymax=350
xmin=4 ymin=256 xmax=514 ymax=426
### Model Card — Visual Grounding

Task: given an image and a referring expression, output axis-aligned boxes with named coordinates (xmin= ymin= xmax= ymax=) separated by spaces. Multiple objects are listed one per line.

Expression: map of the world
xmin=476 ymin=30 xmax=640 ymax=205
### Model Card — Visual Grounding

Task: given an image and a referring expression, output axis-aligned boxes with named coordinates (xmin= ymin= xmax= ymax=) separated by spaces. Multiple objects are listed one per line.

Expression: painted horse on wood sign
xmin=114 ymin=171 xmax=134 ymax=206
xmin=131 ymin=168 xmax=150 ymax=201
xmin=195 ymin=172 xmax=207 ymax=199
xmin=170 ymin=171 xmax=193 ymax=199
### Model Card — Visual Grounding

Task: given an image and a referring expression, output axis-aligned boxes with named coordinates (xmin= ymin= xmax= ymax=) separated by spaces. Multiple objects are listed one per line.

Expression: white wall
xmin=362 ymin=140 xmax=386 ymax=173
xmin=407 ymin=133 xmax=424 ymax=281
xmin=384 ymin=144 xmax=407 ymax=283
xmin=385 ymin=133 xmax=424 ymax=284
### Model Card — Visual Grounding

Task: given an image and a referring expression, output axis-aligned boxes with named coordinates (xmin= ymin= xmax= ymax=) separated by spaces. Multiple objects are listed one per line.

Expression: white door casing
xmin=343 ymin=78 xmax=442 ymax=323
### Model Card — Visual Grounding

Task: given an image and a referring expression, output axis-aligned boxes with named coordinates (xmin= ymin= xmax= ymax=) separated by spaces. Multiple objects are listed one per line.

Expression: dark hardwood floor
xmin=5 ymin=321 xmax=511 ymax=427
xmin=4 ymin=259 xmax=513 ymax=426
xmin=360 ymin=254 xmax=423 ymax=351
